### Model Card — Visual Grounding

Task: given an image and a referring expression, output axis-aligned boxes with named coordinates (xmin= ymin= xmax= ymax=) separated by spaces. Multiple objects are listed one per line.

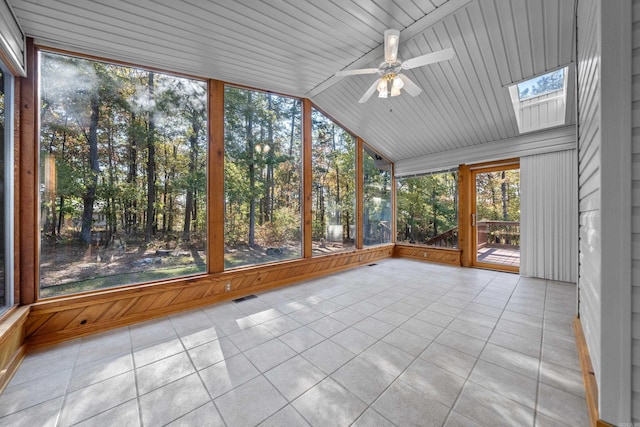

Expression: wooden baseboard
xmin=573 ymin=316 xmax=615 ymax=427
xmin=393 ymin=244 xmax=462 ymax=266
xmin=26 ymin=246 xmax=393 ymax=348
xmin=0 ymin=306 xmax=30 ymax=393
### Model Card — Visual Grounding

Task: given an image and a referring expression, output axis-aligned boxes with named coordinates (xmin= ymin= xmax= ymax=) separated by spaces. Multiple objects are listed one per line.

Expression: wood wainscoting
xmin=25 ymin=246 xmax=393 ymax=348
xmin=0 ymin=307 xmax=30 ymax=393
xmin=393 ymin=244 xmax=462 ymax=266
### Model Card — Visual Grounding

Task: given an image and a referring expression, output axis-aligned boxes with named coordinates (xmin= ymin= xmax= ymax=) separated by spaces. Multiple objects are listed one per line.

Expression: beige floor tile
xmin=292 ymin=377 xmax=367 ymax=426
xmin=136 ymin=351 xmax=195 ymax=395
xmin=139 ymin=373 xmax=209 ymax=426
xmin=188 ymin=336 xmax=240 ymax=371
xmin=265 ymin=356 xmax=326 ymax=401
xmin=331 ymin=356 xmax=395 ymax=404
xmin=244 ymin=338 xmax=296 ymax=372
xmin=199 ymin=353 xmax=259 ymax=398
xmin=75 ymin=399 xmax=139 ymax=427
xmin=419 ymin=341 xmax=477 ymax=378
xmin=165 ymin=402 xmax=225 ymax=427
xmin=260 ymin=404 xmax=310 ymax=427
xmin=0 ymin=396 xmax=63 ymax=427
xmin=372 ymin=380 xmax=450 ymax=427
xmin=453 ymin=382 xmax=534 ymax=427
xmin=360 ymin=341 xmax=414 ymax=377
xmin=399 ymin=358 xmax=465 ymax=406
xmin=301 ymin=339 xmax=355 ymax=375
xmin=59 ymin=371 xmax=136 ymax=426
xmin=215 ymin=375 xmax=287 ymax=427
xmin=469 ymin=359 xmax=538 ymax=409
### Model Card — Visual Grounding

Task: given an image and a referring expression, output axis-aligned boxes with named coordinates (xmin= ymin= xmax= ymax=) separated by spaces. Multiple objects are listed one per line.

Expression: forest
xmin=396 ymin=169 xmax=520 ymax=248
xmin=396 ymin=172 xmax=459 ymax=245
xmin=39 ymin=52 xmax=365 ymax=296
xmin=40 ymin=52 xmax=208 ymax=296
xmin=38 ymin=51 xmax=516 ymax=298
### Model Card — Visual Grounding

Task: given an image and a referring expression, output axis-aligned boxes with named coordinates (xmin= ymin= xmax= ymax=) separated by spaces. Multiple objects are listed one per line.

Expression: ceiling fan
xmin=335 ymin=29 xmax=455 ymax=103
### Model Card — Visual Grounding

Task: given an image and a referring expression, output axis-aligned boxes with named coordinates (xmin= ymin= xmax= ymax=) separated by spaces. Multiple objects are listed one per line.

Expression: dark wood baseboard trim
xmin=573 ymin=316 xmax=615 ymax=427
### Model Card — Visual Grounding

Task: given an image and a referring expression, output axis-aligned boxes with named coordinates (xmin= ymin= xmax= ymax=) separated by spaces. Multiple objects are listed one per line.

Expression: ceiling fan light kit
xmin=336 ymin=28 xmax=455 ymax=103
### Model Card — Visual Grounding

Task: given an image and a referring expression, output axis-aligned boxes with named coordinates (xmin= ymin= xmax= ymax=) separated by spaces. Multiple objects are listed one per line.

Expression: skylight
xmin=517 ymin=69 xmax=564 ymax=100
xmin=509 ymin=67 xmax=568 ymax=134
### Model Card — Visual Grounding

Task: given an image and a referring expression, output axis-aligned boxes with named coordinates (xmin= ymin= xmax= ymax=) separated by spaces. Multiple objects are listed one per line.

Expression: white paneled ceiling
xmin=8 ymin=0 xmax=575 ymax=163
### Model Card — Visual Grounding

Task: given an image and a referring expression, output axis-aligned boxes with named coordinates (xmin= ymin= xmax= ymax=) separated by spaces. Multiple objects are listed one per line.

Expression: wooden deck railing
xmin=477 ymin=221 xmax=520 ymax=247
xmin=399 ymin=221 xmax=520 ymax=249
xmin=424 ymin=227 xmax=458 ymax=248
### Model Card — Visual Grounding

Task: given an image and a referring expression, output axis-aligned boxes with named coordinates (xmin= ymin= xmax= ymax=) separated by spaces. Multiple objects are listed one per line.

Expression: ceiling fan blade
xmin=401 ymin=48 xmax=455 ymax=70
xmin=384 ymin=29 xmax=400 ymax=63
xmin=359 ymin=78 xmax=382 ymax=103
xmin=398 ymin=74 xmax=422 ymax=97
xmin=335 ymin=68 xmax=379 ymax=77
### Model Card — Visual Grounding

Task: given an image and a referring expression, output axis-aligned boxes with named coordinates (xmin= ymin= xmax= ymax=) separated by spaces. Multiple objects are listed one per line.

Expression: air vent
xmin=232 ymin=295 xmax=258 ymax=303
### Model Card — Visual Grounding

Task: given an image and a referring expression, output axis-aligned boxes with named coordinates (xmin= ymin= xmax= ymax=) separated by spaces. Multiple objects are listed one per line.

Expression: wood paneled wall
xmin=26 ymin=245 xmax=393 ymax=348
xmin=393 ymin=244 xmax=461 ymax=266
xmin=0 ymin=307 xmax=29 ymax=393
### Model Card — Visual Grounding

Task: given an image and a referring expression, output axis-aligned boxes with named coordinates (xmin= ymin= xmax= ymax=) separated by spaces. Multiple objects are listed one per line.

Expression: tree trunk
xmin=501 ymin=170 xmax=508 ymax=221
xmin=265 ymin=95 xmax=274 ymax=222
xmin=57 ymin=196 xmax=64 ymax=235
xmin=332 ymin=125 xmax=341 ymax=226
xmin=80 ymin=93 xmax=100 ymax=245
xmin=145 ymin=72 xmax=156 ymax=242
xmin=183 ymin=109 xmax=201 ymax=240
xmin=432 ymin=187 xmax=438 ymax=237
xmin=125 ymin=111 xmax=137 ymax=234
xmin=107 ymin=127 xmax=117 ymax=239
xmin=168 ymin=145 xmax=177 ymax=232
xmin=247 ymin=92 xmax=256 ymax=246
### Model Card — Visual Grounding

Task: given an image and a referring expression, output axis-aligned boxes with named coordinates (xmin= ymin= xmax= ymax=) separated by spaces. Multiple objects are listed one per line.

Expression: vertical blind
xmin=520 ymin=149 xmax=577 ymax=282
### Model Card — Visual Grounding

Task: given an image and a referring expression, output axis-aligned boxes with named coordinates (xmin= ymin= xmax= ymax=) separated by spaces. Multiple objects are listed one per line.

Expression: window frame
xmin=222 ymin=84 xmax=304 ymax=270
xmin=18 ymin=43 xmax=394 ymax=303
xmin=362 ymin=143 xmax=393 ymax=247
xmin=36 ymin=48 xmax=211 ymax=299
xmin=0 ymin=60 xmax=15 ymax=313
xmin=310 ymin=106 xmax=358 ymax=256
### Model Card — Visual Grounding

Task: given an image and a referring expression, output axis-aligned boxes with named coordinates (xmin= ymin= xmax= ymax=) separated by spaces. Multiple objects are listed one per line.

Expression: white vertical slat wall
xmin=520 ymin=149 xmax=577 ymax=283
xmin=576 ymin=0 xmax=602 ymax=403
xmin=631 ymin=0 xmax=640 ymax=421
xmin=519 ymin=90 xmax=566 ymax=133
xmin=578 ymin=0 xmax=633 ymax=422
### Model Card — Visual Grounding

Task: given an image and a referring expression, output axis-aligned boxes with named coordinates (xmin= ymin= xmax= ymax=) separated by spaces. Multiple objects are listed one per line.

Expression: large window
xmin=396 ymin=171 xmax=458 ymax=247
xmin=39 ymin=52 xmax=208 ymax=297
xmin=0 ymin=64 xmax=14 ymax=311
xmin=311 ymin=109 xmax=356 ymax=255
xmin=363 ymin=146 xmax=392 ymax=246
xmin=224 ymin=87 xmax=302 ymax=268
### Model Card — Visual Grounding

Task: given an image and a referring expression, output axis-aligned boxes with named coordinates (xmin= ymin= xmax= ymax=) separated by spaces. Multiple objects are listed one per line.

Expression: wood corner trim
xmin=574 ymin=316 xmax=615 ymax=427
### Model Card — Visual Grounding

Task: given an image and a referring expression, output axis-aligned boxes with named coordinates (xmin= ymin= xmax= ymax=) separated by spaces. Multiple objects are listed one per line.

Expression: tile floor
xmin=0 ymin=258 xmax=588 ymax=426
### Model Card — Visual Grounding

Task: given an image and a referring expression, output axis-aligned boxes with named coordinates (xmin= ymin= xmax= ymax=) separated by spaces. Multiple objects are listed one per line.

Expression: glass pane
xmin=517 ymin=69 xmax=564 ymax=100
xmin=396 ymin=172 xmax=458 ymax=247
xmin=223 ymin=87 xmax=302 ymax=268
xmin=0 ymin=69 xmax=5 ymax=308
xmin=363 ymin=146 xmax=392 ymax=246
xmin=311 ymin=108 xmax=356 ymax=255
xmin=39 ymin=52 xmax=208 ymax=297
xmin=475 ymin=169 xmax=520 ymax=267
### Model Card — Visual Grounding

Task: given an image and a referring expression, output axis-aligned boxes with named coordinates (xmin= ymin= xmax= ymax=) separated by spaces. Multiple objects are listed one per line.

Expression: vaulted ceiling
xmin=9 ymin=0 xmax=576 ymax=163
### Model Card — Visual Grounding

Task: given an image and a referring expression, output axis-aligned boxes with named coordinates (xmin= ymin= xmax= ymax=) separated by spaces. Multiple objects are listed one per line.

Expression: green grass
xmin=40 ymin=264 xmax=207 ymax=298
